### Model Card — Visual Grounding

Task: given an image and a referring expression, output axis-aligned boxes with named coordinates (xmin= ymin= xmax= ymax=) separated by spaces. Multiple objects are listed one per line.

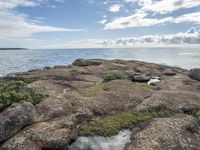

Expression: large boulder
xmin=189 ymin=69 xmax=200 ymax=81
xmin=0 ymin=102 xmax=35 ymax=143
xmin=0 ymin=116 xmax=75 ymax=150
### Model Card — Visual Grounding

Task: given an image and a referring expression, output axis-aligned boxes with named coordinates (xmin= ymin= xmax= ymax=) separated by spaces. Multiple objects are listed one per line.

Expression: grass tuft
xmin=80 ymin=82 xmax=107 ymax=97
xmin=136 ymin=82 xmax=149 ymax=88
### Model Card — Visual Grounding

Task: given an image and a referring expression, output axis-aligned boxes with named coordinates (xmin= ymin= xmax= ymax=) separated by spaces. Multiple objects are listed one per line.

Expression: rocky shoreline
xmin=0 ymin=59 xmax=200 ymax=150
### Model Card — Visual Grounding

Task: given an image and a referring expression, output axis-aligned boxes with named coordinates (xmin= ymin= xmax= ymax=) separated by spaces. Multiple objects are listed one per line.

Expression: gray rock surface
xmin=189 ymin=69 xmax=200 ymax=81
xmin=0 ymin=103 xmax=35 ymax=143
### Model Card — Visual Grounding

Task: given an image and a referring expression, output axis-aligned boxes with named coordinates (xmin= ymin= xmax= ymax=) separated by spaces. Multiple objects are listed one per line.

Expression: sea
xmin=0 ymin=47 xmax=200 ymax=76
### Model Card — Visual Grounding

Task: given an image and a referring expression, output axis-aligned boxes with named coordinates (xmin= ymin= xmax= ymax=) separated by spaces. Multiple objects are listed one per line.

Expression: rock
xmin=189 ymin=69 xmax=200 ymax=81
xmin=135 ymin=90 xmax=200 ymax=112
xmin=73 ymin=59 xmax=102 ymax=67
xmin=163 ymin=69 xmax=176 ymax=76
xmin=0 ymin=102 xmax=35 ymax=143
xmin=127 ymin=114 xmax=200 ymax=150
xmin=132 ymin=74 xmax=152 ymax=82
xmin=0 ymin=116 xmax=75 ymax=150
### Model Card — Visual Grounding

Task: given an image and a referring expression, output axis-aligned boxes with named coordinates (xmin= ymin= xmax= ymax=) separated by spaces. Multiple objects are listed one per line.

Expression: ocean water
xmin=0 ymin=48 xmax=200 ymax=76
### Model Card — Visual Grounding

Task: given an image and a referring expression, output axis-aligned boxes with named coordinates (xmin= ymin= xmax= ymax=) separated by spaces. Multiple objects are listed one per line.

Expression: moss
xmin=136 ymin=82 xmax=149 ymax=88
xmin=0 ymin=81 xmax=48 ymax=111
xmin=80 ymin=82 xmax=107 ymax=97
xmin=103 ymin=72 xmax=125 ymax=82
xmin=80 ymin=109 xmax=169 ymax=137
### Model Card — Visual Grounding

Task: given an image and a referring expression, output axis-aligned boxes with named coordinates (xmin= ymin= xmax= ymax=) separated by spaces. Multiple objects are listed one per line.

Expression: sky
xmin=0 ymin=0 xmax=200 ymax=48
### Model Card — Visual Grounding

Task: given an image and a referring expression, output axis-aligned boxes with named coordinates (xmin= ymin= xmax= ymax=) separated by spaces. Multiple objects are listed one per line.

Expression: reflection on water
xmin=68 ymin=130 xmax=131 ymax=150
xmin=0 ymin=48 xmax=200 ymax=76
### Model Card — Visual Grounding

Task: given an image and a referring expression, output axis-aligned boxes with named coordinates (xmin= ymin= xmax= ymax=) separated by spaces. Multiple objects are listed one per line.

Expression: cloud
xmin=108 ymin=4 xmax=121 ymax=12
xmin=104 ymin=11 xmax=200 ymax=29
xmin=100 ymin=27 xmax=200 ymax=47
xmin=26 ymin=27 xmax=200 ymax=48
xmin=140 ymin=0 xmax=200 ymax=14
xmin=0 ymin=0 xmax=82 ymax=40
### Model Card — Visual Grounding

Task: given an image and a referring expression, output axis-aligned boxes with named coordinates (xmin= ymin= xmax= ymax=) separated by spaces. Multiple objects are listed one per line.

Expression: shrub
xmin=103 ymin=72 xmax=125 ymax=82
xmin=0 ymin=81 xmax=48 ymax=111
xmin=80 ymin=109 xmax=169 ymax=137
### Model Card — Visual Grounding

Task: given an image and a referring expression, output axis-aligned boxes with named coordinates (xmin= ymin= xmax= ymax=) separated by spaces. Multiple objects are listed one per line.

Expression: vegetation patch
xmin=103 ymin=72 xmax=125 ymax=82
xmin=136 ymin=82 xmax=149 ymax=88
xmin=185 ymin=108 xmax=200 ymax=117
xmin=80 ymin=82 xmax=107 ymax=97
xmin=0 ymin=81 xmax=49 ymax=111
xmin=80 ymin=109 xmax=169 ymax=137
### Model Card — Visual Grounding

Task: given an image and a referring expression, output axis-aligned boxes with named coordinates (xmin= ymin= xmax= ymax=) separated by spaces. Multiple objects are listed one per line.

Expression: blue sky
xmin=0 ymin=0 xmax=200 ymax=48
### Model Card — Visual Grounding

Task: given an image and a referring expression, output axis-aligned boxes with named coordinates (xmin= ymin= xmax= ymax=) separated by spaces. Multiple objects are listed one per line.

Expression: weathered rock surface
xmin=127 ymin=114 xmax=200 ymax=150
xmin=0 ymin=59 xmax=200 ymax=150
xmin=0 ymin=103 xmax=35 ymax=143
xmin=189 ymin=69 xmax=200 ymax=81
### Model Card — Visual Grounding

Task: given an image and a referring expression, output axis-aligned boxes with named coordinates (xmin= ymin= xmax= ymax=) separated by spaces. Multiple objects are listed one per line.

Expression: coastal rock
xmin=131 ymin=74 xmax=152 ymax=82
xmin=127 ymin=114 xmax=200 ymax=150
xmin=135 ymin=90 xmax=200 ymax=112
xmin=0 ymin=116 xmax=75 ymax=150
xmin=73 ymin=59 xmax=102 ymax=67
xmin=162 ymin=69 xmax=176 ymax=76
xmin=189 ymin=69 xmax=200 ymax=81
xmin=0 ymin=102 xmax=35 ymax=143
xmin=1 ymin=59 xmax=200 ymax=150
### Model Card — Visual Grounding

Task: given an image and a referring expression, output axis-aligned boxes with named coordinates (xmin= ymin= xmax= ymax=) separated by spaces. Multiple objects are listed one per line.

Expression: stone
xmin=189 ymin=69 xmax=200 ymax=81
xmin=127 ymin=114 xmax=200 ymax=150
xmin=0 ymin=102 xmax=35 ymax=143
xmin=73 ymin=59 xmax=102 ymax=67
xmin=132 ymin=74 xmax=152 ymax=82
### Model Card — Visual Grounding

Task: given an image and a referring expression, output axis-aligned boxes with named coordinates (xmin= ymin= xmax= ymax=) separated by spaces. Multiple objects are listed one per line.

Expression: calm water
xmin=0 ymin=48 xmax=200 ymax=76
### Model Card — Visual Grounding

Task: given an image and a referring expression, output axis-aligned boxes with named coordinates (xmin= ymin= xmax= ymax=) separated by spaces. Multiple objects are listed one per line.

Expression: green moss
xmin=80 ymin=109 xmax=169 ymax=137
xmin=80 ymin=82 xmax=107 ymax=97
xmin=136 ymin=82 xmax=149 ymax=88
xmin=0 ymin=81 xmax=48 ymax=111
xmin=103 ymin=72 xmax=125 ymax=82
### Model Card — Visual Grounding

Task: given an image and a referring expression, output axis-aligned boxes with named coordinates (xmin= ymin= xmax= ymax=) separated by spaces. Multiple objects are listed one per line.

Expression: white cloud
xmin=99 ymin=19 xmax=107 ymax=24
xmin=109 ymin=4 xmax=121 ymax=12
xmin=104 ymin=11 xmax=200 ymax=29
xmin=100 ymin=27 xmax=200 ymax=47
xmin=141 ymin=0 xmax=200 ymax=14
xmin=0 ymin=0 xmax=82 ymax=40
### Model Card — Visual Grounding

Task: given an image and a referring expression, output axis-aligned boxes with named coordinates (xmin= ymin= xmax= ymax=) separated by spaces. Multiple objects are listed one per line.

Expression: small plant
xmin=80 ymin=109 xmax=169 ymax=137
xmin=136 ymin=82 xmax=149 ymax=88
xmin=190 ymin=109 xmax=200 ymax=117
xmin=0 ymin=81 xmax=48 ymax=111
xmin=80 ymin=82 xmax=107 ymax=97
xmin=103 ymin=72 xmax=125 ymax=82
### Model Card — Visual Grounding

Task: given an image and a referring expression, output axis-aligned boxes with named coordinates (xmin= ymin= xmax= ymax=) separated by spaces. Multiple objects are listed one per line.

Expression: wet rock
xmin=0 ymin=102 xmax=35 ymax=143
xmin=189 ymin=69 xmax=200 ymax=81
xmin=73 ymin=59 xmax=102 ymax=67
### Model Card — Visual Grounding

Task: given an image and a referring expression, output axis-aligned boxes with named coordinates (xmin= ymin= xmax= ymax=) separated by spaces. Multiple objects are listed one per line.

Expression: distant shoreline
xmin=0 ymin=48 xmax=28 ymax=50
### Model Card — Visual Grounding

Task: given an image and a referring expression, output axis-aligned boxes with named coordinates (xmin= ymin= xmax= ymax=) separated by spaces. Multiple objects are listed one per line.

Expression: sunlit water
xmin=68 ymin=130 xmax=132 ymax=150
xmin=0 ymin=48 xmax=200 ymax=76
